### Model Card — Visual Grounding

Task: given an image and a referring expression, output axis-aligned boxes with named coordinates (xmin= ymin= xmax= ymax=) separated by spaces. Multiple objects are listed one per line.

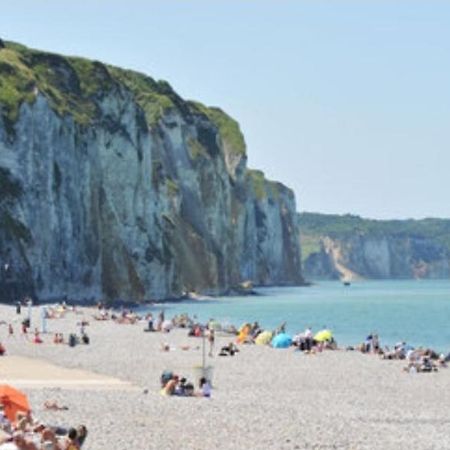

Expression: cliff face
xmin=300 ymin=213 xmax=450 ymax=281
xmin=0 ymin=41 xmax=303 ymax=302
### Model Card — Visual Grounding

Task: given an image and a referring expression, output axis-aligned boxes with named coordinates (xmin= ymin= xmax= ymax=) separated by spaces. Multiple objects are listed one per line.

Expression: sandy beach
xmin=1 ymin=305 xmax=450 ymax=450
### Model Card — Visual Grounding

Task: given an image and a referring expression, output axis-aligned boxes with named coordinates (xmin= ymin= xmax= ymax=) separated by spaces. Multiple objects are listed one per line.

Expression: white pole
xmin=41 ymin=307 xmax=47 ymax=333
xmin=202 ymin=329 xmax=206 ymax=372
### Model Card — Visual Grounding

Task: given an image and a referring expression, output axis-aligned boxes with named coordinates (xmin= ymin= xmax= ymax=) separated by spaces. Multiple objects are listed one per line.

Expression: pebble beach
xmin=1 ymin=304 xmax=450 ymax=450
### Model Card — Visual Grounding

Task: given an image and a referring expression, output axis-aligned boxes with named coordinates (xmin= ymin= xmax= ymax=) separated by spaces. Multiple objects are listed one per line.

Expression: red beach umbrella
xmin=0 ymin=384 xmax=30 ymax=422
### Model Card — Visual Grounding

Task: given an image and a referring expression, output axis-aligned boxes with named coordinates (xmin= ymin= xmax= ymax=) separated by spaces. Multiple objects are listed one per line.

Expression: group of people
xmin=353 ymin=333 xmax=450 ymax=373
xmin=0 ymin=405 xmax=87 ymax=450
xmin=160 ymin=372 xmax=212 ymax=398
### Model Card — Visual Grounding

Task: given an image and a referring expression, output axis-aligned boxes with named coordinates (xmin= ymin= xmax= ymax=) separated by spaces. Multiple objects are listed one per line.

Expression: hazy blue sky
xmin=2 ymin=1 xmax=449 ymax=219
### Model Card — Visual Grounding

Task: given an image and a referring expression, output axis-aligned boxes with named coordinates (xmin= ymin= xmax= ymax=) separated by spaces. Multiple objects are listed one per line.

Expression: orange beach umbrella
xmin=0 ymin=384 xmax=30 ymax=422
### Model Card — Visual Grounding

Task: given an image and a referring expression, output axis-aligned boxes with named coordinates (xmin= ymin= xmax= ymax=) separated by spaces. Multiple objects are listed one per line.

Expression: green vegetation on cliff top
xmin=300 ymin=212 xmax=450 ymax=254
xmin=0 ymin=40 xmax=247 ymax=154
xmin=247 ymin=170 xmax=286 ymax=201
xmin=188 ymin=101 xmax=246 ymax=156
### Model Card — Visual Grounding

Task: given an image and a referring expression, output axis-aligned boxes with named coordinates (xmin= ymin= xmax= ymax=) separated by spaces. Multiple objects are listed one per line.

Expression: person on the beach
xmin=44 ymin=400 xmax=69 ymax=411
xmin=146 ymin=313 xmax=154 ymax=331
xmin=199 ymin=377 xmax=211 ymax=397
xmin=81 ymin=333 xmax=90 ymax=345
xmin=208 ymin=328 xmax=215 ymax=357
xmin=304 ymin=326 xmax=313 ymax=351
xmin=372 ymin=334 xmax=380 ymax=353
xmin=8 ymin=323 xmax=13 ymax=338
xmin=275 ymin=321 xmax=287 ymax=335
xmin=250 ymin=321 xmax=262 ymax=339
xmin=33 ymin=328 xmax=43 ymax=344
xmin=157 ymin=310 xmax=165 ymax=331
xmin=62 ymin=427 xmax=81 ymax=450
xmin=22 ymin=321 xmax=28 ymax=338
xmin=162 ymin=375 xmax=179 ymax=395
xmin=0 ymin=342 xmax=5 ymax=356
xmin=365 ymin=334 xmax=373 ymax=353
xmin=75 ymin=425 xmax=88 ymax=447
xmin=219 ymin=342 xmax=239 ymax=356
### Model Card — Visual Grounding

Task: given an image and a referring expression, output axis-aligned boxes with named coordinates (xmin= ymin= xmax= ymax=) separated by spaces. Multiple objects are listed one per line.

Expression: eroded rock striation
xmin=0 ymin=41 xmax=303 ymax=302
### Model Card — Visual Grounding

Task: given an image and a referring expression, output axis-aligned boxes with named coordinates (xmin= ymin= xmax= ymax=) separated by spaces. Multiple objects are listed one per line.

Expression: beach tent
xmin=271 ymin=333 xmax=292 ymax=348
xmin=314 ymin=329 xmax=333 ymax=342
xmin=255 ymin=330 xmax=272 ymax=345
xmin=0 ymin=385 xmax=30 ymax=422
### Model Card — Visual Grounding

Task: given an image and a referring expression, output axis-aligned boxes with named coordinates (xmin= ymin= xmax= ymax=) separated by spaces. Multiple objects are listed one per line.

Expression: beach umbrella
xmin=161 ymin=320 xmax=173 ymax=331
xmin=255 ymin=330 xmax=272 ymax=345
xmin=314 ymin=329 xmax=333 ymax=342
xmin=271 ymin=333 xmax=292 ymax=348
xmin=0 ymin=385 xmax=30 ymax=422
xmin=238 ymin=323 xmax=250 ymax=333
xmin=208 ymin=320 xmax=222 ymax=331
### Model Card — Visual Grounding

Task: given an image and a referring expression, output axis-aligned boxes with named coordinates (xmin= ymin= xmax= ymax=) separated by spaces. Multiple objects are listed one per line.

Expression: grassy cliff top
xmin=188 ymin=101 xmax=246 ymax=157
xmin=0 ymin=40 xmax=246 ymax=152
xmin=299 ymin=212 xmax=450 ymax=252
xmin=247 ymin=169 xmax=294 ymax=201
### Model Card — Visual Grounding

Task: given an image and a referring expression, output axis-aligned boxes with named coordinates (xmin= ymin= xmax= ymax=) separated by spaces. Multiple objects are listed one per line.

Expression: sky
xmin=1 ymin=1 xmax=449 ymax=219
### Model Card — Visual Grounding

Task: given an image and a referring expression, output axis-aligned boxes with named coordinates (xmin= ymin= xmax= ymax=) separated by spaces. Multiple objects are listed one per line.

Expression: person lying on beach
xmin=40 ymin=427 xmax=61 ymax=450
xmin=44 ymin=401 xmax=69 ymax=411
xmin=188 ymin=325 xmax=203 ymax=337
xmin=218 ymin=342 xmax=239 ymax=356
xmin=92 ymin=311 xmax=109 ymax=321
xmin=160 ymin=343 xmax=171 ymax=352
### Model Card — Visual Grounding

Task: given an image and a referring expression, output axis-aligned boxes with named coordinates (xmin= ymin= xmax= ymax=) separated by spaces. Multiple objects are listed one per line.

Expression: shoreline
xmin=1 ymin=304 xmax=450 ymax=449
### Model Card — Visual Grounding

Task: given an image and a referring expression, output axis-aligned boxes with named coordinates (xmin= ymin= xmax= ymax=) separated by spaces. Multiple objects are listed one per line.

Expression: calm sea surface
xmin=140 ymin=280 xmax=450 ymax=352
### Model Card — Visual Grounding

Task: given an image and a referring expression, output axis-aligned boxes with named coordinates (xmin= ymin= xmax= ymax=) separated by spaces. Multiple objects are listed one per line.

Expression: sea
xmin=140 ymin=280 xmax=450 ymax=352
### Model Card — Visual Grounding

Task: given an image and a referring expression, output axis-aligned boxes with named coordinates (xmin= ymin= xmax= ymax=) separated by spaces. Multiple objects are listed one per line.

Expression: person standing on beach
xmin=8 ymin=323 xmax=13 ymax=338
xmin=157 ymin=310 xmax=165 ymax=331
xmin=21 ymin=321 xmax=28 ymax=339
xmin=304 ymin=326 xmax=313 ymax=351
xmin=208 ymin=328 xmax=215 ymax=357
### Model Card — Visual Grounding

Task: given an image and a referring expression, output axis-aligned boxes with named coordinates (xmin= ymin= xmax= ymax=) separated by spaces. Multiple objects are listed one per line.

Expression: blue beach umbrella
xmin=271 ymin=333 xmax=292 ymax=348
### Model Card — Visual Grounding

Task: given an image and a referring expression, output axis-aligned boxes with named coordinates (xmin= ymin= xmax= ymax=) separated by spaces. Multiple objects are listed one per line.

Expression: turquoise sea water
xmin=141 ymin=280 xmax=450 ymax=352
